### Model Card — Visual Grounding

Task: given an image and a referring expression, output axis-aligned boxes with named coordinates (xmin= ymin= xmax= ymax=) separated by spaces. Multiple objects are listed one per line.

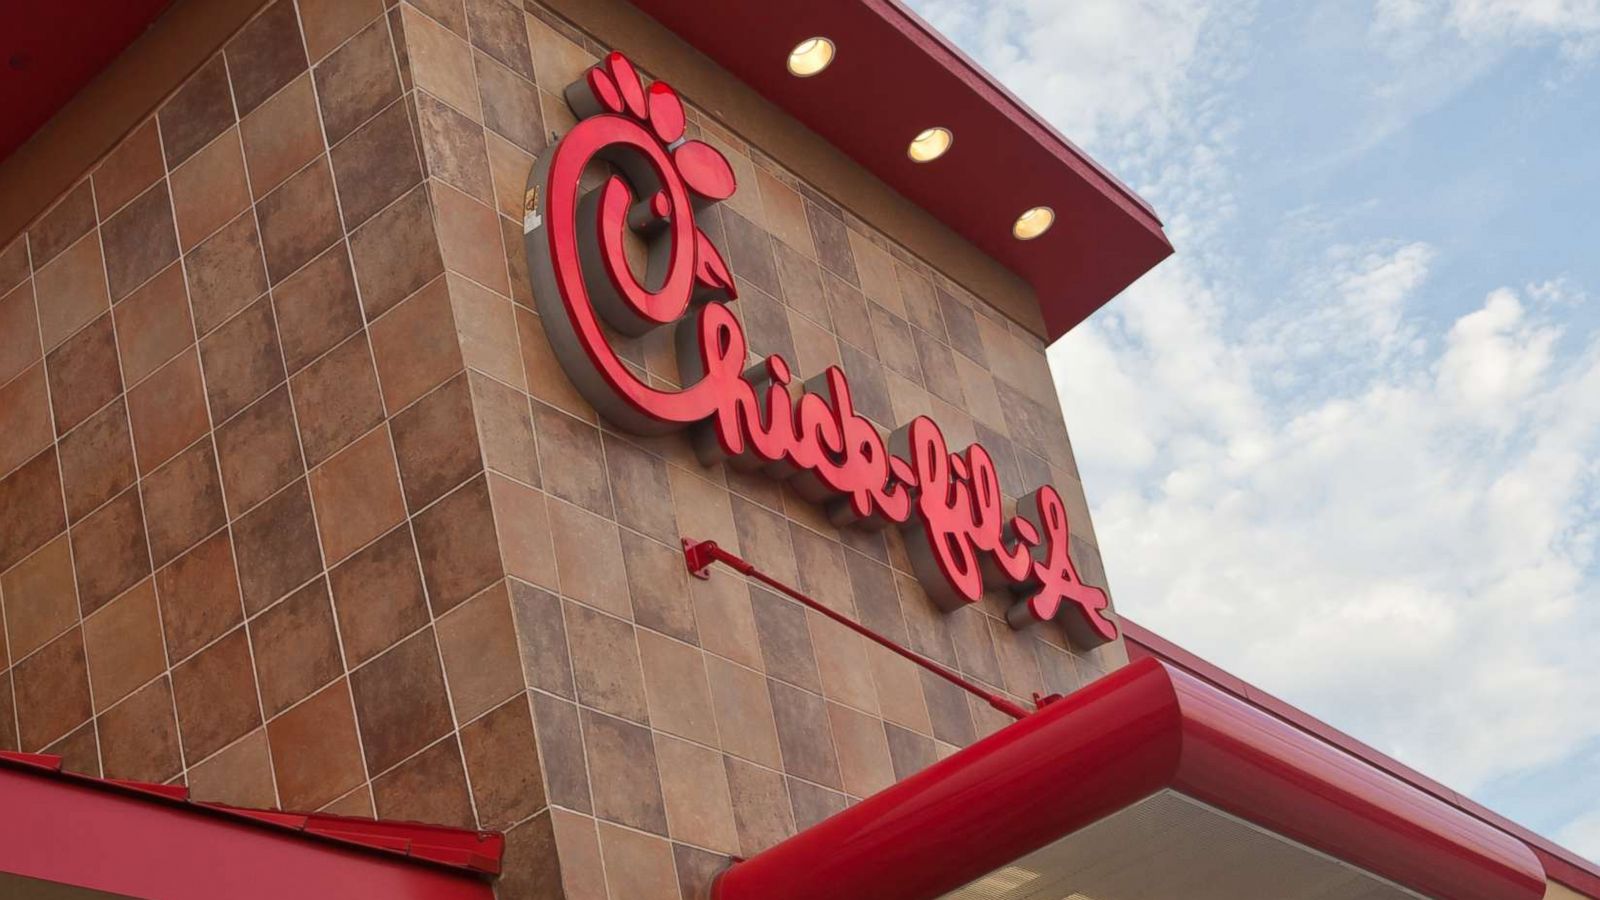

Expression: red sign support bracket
xmin=683 ymin=538 xmax=1032 ymax=721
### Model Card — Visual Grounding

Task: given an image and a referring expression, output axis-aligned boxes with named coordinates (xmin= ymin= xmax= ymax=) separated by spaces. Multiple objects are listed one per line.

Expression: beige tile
xmin=654 ymin=734 xmax=740 ymax=855
xmin=636 ymin=630 xmax=717 ymax=745
xmin=704 ymin=655 xmax=781 ymax=769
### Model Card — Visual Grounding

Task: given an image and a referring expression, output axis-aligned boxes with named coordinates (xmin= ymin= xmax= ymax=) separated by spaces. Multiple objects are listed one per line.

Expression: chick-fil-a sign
xmin=523 ymin=53 xmax=1114 ymax=646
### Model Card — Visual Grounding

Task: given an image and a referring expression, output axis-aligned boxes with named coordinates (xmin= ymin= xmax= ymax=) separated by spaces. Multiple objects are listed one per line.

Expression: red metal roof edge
xmin=1119 ymin=618 xmax=1600 ymax=896
xmin=873 ymin=0 xmax=1165 ymax=230
xmin=0 ymin=751 xmax=505 ymax=877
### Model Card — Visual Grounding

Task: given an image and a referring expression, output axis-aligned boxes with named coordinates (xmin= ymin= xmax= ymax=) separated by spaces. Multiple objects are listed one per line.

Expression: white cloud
xmin=1374 ymin=0 xmax=1600 ymax=59
xmin=1562 ymin=808 xmax=1600 ymax=864
xmin=1055 ymin=245 xmax=1600 ymax=794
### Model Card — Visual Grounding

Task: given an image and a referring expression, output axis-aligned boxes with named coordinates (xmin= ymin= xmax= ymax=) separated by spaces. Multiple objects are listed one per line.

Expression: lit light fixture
xmin=787 ymin=37 xmax=835 ymax=77
xmin=907 ymin=127 xmax=954 ymax=162
xmin=1013 ymin=206 xmax=1055 ymax=240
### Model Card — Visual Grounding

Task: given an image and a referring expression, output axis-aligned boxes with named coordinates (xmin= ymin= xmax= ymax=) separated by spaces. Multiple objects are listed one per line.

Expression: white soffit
xmin=941 ymin=790 xmax=1428 ymax=900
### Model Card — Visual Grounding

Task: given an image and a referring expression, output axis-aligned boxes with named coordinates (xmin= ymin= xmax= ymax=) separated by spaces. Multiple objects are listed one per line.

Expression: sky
xmin=910 ymin=0 xmax=1600 ymax=864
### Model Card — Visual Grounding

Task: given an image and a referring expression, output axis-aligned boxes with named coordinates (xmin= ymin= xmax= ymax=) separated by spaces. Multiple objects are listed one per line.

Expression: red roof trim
xmin=712 ymin=658 xmax=1545 ymax=900
xmin=1121 ymin=619 xmax=1600 ymax=896
xmin=0 ymin=751 xmax=505 ymax=877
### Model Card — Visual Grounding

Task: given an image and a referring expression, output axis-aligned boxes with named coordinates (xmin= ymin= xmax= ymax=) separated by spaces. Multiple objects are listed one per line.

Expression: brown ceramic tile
xmin=653 ymin=733 xmax=740 ymax=855
xmin=596 ymin=821 xmax=678 ymax=900
xmin=12 ymin=628 xmax=93 ymax=750
xmin=45 ymin=313 xmax=122 ymax=436
xmin=471 ymin=372 xmax=537 ymax=485
xmin=249 ymin=576 xmax=342 ymax=718
xmin=502 ymin=810 xmax=587 ymax=900
xmin=603 ymin=435 xmax=676 ymax=546
xmin=198 ymin=296 xmax=285 ymax=424
xmin=836 ymin=343 xmax=892 ymax=426
xmin=2 ymin=535 xmax=79 ymax=658
xmin=733 ymin=497 xmax=798 ymax=590
xmin=0 ymin=364 xmax=52 ymax=477
xmin=101 ymin=182 xmax=181 ymax=302
xmin=404 ymin=6 xmax=480 ymax=119
xmin=415 ymin=91 xmax=492 ymax=204
xmin=721 ymin=210 xmax=779 ymax=298
xmin=621 ymin=532 xmax=698 ymax=645
xmin=232 ymin=478 xmax=324 ymax=613
xmin=436 ymin=582 xmax=522 ymax=722
xmin=225 ymin=0 xmax=308 ymax=117
xmin=308 ymin=425 xmax=406 ymax=564
xmin=705 ymin=655 xmax=782 ymax=769
xmin=530 ymin=693 xmax=590 ymax=813
xmin=773 ymin=241 xmax=831 ymax=328
xmin=314 ymin=17 xmax=404 ymax=145
xmin=69 ymin=487 xmax=151 ymax=616
xmin=751 ymin=588 xmax=821 ymax=693
xmin=411 ymin=475 xmax=502 ymax=614
xmin=27 ymin=182 xmax=96 ymax=270
xmin=920 ymin=668 xmax=978 ymax=748
xmin=43 ymin=721 xmax=101 ymax=776
xmin=389 ymin=373 xmax=482 ymax=511
xmin=449 ymin=276 xmax=522 ymax=389
xmin=95 ymin=122 xmax=165 ymax=220
xmin=826 ymin=702 xmax=895 ymax=797
xmin=475 ymin=52 xmax=544 ymax=156
xmin=290 ymin=332 xmax=384 ymax=466
xmin=459 ymin=694 xmax=544 ymax=828
xmin=367 ymin=276 xmax=462 ymax=411
xmin=503 ymin=579 xmax=574 ymax=701
xmin=884 ymin=722 xmax=938 ymax=782
xmin=187 ymin=728 xmax=277 ymax=808
xmin=0 ymin=673 xmax=12 ymax=751
xmin=515 ymin=308 xmax=594 ymax=421
xmin=581 ymin=709 xmax=668 ymax=835
xmin=0 ymin=281 xmax=42 ymax=386
xmin=159 ymin=57 xmax=237 ymax=168
xmin=737 ymin=284 xmax=796 ymax=363
xmin=170 ymin=129 xmax=252 ymax=251
xmin=81 ymin=578 xmax=164 ymax=712
xmin=33 ymin=232 xmax=110 ymax=351
xmin=141 ymin=437 xmax=227 ymax=567
xmin=214 ymin=386 xmax=304 ymax=517
xmin=267 ymin=679 xmax=367 ymax=810
xmin=321 ymin=784 xmax=375 ymax=817
xmin=529 ymin=403 xmax=611 ymax=516
xmin=948 ymin=602 xmax=1004 ymax=689
xmin=349 ymin=186 xmax=443 ymax=318
xmin=769 ymin=680 xmax=842 ymax=789
xmin=299 ymin=0 xmax=384 ymax=61
xmin=723 ymin=755 xmax=796 ymax=857
xmin=690 ymin=568 xmax=763 ymax=672
xmin=0 ymin=450 xmax=67 ymax=571
xmin=240 ymin=74 xmax=325 ymax=198
xmin=485 ymin=474 xmax=554 ymax=590
xmin=463 ymin=0 xmax=533 ymax=80
xmin=270 ymin=244 xmax=364 ymax=374
xmin=331 ymin=98 xmax=425 ymax=229
xmin=547 ymin=501 xmax=631 ymax=618
xmin=98 ymin=675 xmax=183 ymax=782
xmin=113 ymin=264 xmax=192 ymax=385
xmin=756 ymin=170 xmax=815 ymax=259
xmin=843 ymin=549 xmax=908 ymax=645
xmin=349 ymin=628 xmax=454 ymax=774
xmin=125 ymin=347 xmax=208 ymax=473
xmin=675 ymin=843 xmax=734 ymax=900
xmin=565 ymin=602 xmax=649 ymax=724
xmin=372 ymin=735 xmax=476 ymax=828
xmin=328 ymin=524 xmax=431 ymax=665
xmin=788 ymin=777 xmax=848 ymax=833
xmin=433 ymin=191 xmax=508 ymax=301
xmin=171 ymin=627 xmax=262 ymax=762
xmin=482 ymin=132 xmax=530 ymax=223
xmin=257 ymin=156 xmax=343 ymax=284
xmin=636 ymin=631 xmax=716 ymax=746
xmin=184 ymin=211 xmax=270 ymax=336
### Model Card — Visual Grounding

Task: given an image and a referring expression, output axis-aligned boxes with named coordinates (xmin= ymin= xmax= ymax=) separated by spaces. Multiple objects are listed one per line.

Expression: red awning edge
xmin=0 ymin=750 xmax=502 ymax=899
xmin=711 ymin=657 xmax=1547 ymax=900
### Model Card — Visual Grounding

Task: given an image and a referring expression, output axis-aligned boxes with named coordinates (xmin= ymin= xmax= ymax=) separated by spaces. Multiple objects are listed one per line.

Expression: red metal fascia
xmin=0 ymin=751 xmax=503 ymax=897
xmin=1122 ymin=619 xmax=1600 ymax=897
xmin=683 ymin=538 xmax=1033 ymax=720
xmin=711 ymin=658 xmax=1547 ymax=900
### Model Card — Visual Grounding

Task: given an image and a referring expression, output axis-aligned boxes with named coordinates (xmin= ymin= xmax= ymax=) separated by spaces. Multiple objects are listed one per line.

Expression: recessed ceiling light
xmin=1013 ymin=206 xmax=1055 ymax=240
xmin=787 ymin=37 xmax=835 ymax=77
xmin=907 ymin=127 xmax=953 ymax=162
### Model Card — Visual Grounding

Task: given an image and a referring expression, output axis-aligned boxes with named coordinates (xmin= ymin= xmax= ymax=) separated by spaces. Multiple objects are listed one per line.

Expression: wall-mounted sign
xmin=524 ymin=53 xmax=1115 ymax=647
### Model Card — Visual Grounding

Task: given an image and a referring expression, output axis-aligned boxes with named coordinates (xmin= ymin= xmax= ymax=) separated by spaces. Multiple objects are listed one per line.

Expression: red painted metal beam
xmin=711 ymin=658 xmax=1547 ymax=900
xmin=684 ymin=538 xmax=1032 ymax=720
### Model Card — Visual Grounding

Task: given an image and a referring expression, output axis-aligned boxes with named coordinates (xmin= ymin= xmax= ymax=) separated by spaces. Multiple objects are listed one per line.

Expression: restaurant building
xmin=0 ymin=0 xmax=1595 ymax=898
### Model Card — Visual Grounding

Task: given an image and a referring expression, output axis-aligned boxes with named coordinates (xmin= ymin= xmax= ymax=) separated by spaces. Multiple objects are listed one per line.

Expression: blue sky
xmin=913 ymin=0 xmax=1600 ymax=863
